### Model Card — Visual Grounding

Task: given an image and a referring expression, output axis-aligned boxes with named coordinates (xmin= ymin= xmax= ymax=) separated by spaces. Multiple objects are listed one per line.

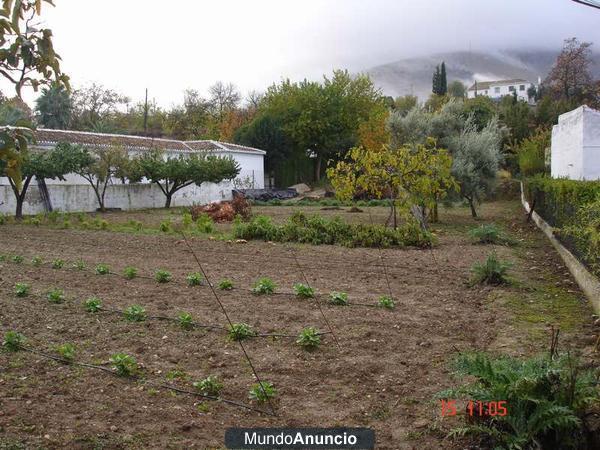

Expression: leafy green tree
xmin=451 ymin=118 xmax=503 ymax=217
xmin=440 ymin=62 xmax=447 ymax=95
xmin=130 ymin=150 xmax=240 ymax=208
xmin=462 ymin=96 xmax=497 ymax=130
xmin=35 ymin=83 xmax=72 ymax=129
xmin=544 ymin=38 xmax=595 ymax=103
xmin=0 ymin=143 xmax=88 ymax=219
xmin=448 ymin=80 xmax=466 ymax=98
xmin=393 ymin=95 xmax=418 ymax=116
xmin=0 ymin=0 xmax=68 ymax=189
xmin=75 ymin=146 xmax=129 ymax=211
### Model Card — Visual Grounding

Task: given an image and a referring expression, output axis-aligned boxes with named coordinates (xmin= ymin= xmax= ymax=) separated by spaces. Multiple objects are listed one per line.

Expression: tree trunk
xmin=9 ymin=176 xmax=32 ymax=220
xmin=468 ymin=197 xmax=478 ymax=218
xmin=431 ymin=202 xmax=439 ymax=223
xmin=92 ymin=187 xmax=105 ymax=212
xmin=314 ymin=155 xmax=322 ymax=181
xmin=15 ymin=197 xmax=24 ymax=220
xmin=165 ymin=193 xmax=172 ymax=208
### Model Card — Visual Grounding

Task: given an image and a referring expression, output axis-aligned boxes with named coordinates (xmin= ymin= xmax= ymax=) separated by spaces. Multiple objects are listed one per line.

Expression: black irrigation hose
xmin=16 ymin=345 xmax=273 ymax=415
xmin=179 ymin=231 xmax=277 ymax=416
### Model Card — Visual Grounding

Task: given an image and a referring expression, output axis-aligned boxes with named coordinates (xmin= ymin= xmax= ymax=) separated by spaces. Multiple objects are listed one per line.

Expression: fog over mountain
xmin=367 ymin=49 xmax=600 ymax=99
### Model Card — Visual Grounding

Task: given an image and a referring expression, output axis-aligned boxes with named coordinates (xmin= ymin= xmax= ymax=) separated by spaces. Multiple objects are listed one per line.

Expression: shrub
xmin=52 ymin=258 xmax=65 ymax=269
xmin=469 ymin=224 xmax=515 ymax=246
xmin=178 ymin=312 xmax=194 ymax=330
xmin=517 ymin=128 xmax=550 ymax=177
xmin=182 ymin=212 xmax=193 ymax=228
xmin=56 ymin=343 xmax=76 ymax=362
xmin=155 ymin=269 xmax=172 ymax=283
xmin=2 ymin=331 xmax=25 ymax=351
xmin=377 ymin=295 xmax=395 ymax=309
xmin=73 ymin=260 xmax=86 ymax=270
xmin=296 ymin=327 xmax=321 ymax=350
xmin=11 ymin=254 xmax=23 ymax=264
xmin=46 ymin=288 xmax=65 ymax=304
xmin=233 ymin=213 xmax=433 ymax=248
xmin=252 ymin=277 xmax=276 ymax=295
xmin=293 ymin=283 xmax=315 ymax=299
xmin=14 ymin=283 xmax=30 ymax=297
xmin=196 ymin=213 xmax=215 ymax=233
xmin=249 ymin=381 xmax=277 ymax=403
xmin=227 ymin=323 xmax=255 ymax=341
xmin=186 ymin=272 xmax=203 ymax=286
xmin=560 ymin=198 xmax=600 ymax=277
xmin=31 ymin=256 xmax=43 ymax=266
xmin=95 ymin=263 xmax=110 ymax=275
xmin=329 ymin=291 xmax=348 ymax=306
xmin=218 ymin=279 xmax=234 ymax=290
xmin=159 ymin=220 xmax=172 ymax=233
xmin=84 ymin=297 xmax=102 ymax=313
xmin=438 ymin=352 xmax=600 ymax=449
xmin=193 ymin=375 xmax=223 ymax=397
xmin=123 ymin=266 xmax=138 ymax=280
xmin=110 ymin=353 xmax=138 ymax=377
xmin=471 ymin=252 xmax=512 ymax=285
xmin=124 ymin=305 xmax=147 ymax=322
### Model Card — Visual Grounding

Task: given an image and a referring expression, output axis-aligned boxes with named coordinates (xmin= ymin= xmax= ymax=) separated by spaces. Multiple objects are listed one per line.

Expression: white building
xmin=0 ymin=129 xmax=266 ymax=215
xmin=551 ymin=106 xmax=600 ymax=181
xmin=467 ymin=79 xmax=536 ymax=102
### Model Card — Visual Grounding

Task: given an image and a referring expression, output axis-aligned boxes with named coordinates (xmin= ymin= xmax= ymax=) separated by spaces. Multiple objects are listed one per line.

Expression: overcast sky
xmin=13 ymin=0 xmax=600 ymax=107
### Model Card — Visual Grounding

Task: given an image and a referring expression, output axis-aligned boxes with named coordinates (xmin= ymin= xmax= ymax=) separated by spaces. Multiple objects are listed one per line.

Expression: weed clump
xmin=2 ymin=331 xmax=25 ymax=351
xmin=469 ymin=223 xmax=516 ymax=246
xmin=471 ymin=252 xmax=512 ymax=285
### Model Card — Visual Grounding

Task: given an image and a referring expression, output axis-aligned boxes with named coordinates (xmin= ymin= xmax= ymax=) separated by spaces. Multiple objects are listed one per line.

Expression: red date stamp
xmin=440 ymin=399 xmax=508 ymax=417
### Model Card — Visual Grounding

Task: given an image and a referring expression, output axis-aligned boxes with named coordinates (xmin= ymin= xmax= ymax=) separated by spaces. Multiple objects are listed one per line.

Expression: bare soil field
xmin=0 ymin=201 xmax=596 ymax=449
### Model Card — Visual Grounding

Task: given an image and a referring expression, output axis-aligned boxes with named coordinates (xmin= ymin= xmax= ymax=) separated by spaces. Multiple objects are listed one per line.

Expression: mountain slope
xmin=367 ymin=49 xmax=600 ymax=99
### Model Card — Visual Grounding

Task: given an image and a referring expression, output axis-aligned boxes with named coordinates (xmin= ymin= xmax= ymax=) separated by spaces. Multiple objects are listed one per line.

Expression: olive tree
xmin=130 ymin=150 xmax=240 ymax=208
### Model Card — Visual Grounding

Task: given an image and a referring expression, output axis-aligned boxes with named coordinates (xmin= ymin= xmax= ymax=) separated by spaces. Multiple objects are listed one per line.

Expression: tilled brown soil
xmin=0 ymin=202 xmax=595 ymax=449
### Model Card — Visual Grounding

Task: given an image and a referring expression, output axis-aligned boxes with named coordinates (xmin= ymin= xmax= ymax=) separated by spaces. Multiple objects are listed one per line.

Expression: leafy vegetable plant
xmin=186 ymin=272 xmax=203 ymax=286
xmin=293 ymin=283 xmax=315 ymax=298
xmin=56 ymin=343 xmax=76 ymax=362
xmin=155 ymin=269 xmax=172 ymax=283
xmin=227 ymin=323 xmax=255 ymax=341
xmin=193 ymin=375 xmax=223 ymax=397
xmin=47 ymin=288 xmax=65 ymax=304
xmin=218 ymin=279 xmax=234 ymax=290
xmin=52 ymin=258 xmax=65 ymax=269
xmin=110 ymin=353 xmax=138 ymax=377
xmin=249 ymin=381 xmax=276 ymax=403
xmin=252 ymin=277 xmax=276 ymax=295
xmin=73 ymin=260 xmax=86 ymax=270
xmin=123 ymin=266 xmax=138 ymax=280
xmin=11 ymin=255 xmax=23 ymax=264
xmin=14 ymin=282 xmax=30 ymax=297
xmin=378 ymin=295 xmax=395 ymax=309
xmin=329 ymin=291 xmax=348 ymax=306
xmin=84 ymin=297 xmax=102 ymax=313
xmin=124 ymin=305 xmax=147 ymax=322
xmin=31 ymin=256 xmax=43 ymax=266
xmin=2 ymin=331 xmax=25 ymax=352
xmin=178 ymin=312 xmax=194 ymax=330
xmin=296 ymin=327 xmax=321 ymax=350
xmin=95 ymin=263 xmax=110 ymax=275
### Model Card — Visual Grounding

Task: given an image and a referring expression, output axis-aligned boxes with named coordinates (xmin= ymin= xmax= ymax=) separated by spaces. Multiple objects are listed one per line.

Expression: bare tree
xmin=72 ymin=83 xmax=129 ymax=129
xmin=544 ymin=38 xmax=594 ymax=101
xmin=208 ymin=81 xmax=241 ymax=118
xmin=246 ymin=90 xmax=264 ymax=109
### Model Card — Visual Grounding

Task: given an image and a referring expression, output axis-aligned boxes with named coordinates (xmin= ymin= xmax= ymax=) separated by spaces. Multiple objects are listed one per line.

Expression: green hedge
xmin=233 ymin=212 xmax=434 ymax=248
xmin=525 ymin=175 xmax=600 ymax=276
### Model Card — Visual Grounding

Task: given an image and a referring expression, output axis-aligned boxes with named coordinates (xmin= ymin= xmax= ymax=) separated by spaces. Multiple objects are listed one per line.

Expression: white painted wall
xmin=0 ymin=146 xmax=265 ymax=215
xmin=551 ymin=106 xmax=600 ymax=181
xmin=467 ymin=81 xmax=533 ymax=102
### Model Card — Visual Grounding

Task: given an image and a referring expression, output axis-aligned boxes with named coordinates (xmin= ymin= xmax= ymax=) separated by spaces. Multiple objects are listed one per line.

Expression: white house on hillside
xmin=551 ymin=106 xmax=600 ymax=181
xmin=0 ymin=129 xmax=266 ymax=215
xmin=467 ymin=78 xmax=536 ymax=102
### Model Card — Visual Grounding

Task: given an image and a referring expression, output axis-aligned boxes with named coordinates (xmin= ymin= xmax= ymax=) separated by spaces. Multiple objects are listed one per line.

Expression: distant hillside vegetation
xmin=367 ymin=49 xmax=600 ymax=99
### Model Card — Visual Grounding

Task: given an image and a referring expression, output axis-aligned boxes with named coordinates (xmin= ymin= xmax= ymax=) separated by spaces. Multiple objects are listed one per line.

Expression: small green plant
xmin=73 ymin=260 xmax=86 ymax=270
xmin=56 ymin=343 xmax=76 ymax=362
xmin=227 ymin=323 xmax=255 ymax=341
xmin=110 ymin=353 xmax=138 ymax=377
xmin=166 ymin=369 xmax=187 ymax=380
xmin=95 ymin=263 xmax=110 ymax=275
xmin=178 ymin=312 xmax=194 ymax=330
xmin=0 ymin=254 xmax=6 ymax=261
xmin=128 ymin=219 xmax=143 ymax=231
xmin=186 ymin=272 xmax=203 ymax=286
xmin=31 ymin=256 xmax=43 ymax=266
xmin=471 ymin=252 xmax=513 ymax=285
xmin=154 ymin=269 xmax=172 ymax=283
xmin=182 ymin=212 xmax=193 ymax=228
xmin=123 ymin=266 xmax=138 ymax=280
xmin=2 ymin=331 xmax=25 ymax=351
xmin=293 ymin=283 xmax=315 ymax=299
xmin=296 ymin=327 xmax=321 ymax=350
xmin=193 ymin=375 xmax=223 ymax=397
xmin=378 ymin=295 xmax=395 ymax=309
xmin=252 ymin=277 xmax=276 ymax=295
xmin=196 ymin=213 xmax=215 ymax=233
xmin=468 ymin=223 xmax=516 ymax=246
xmin=84 ymin=297 xmax=102 ymax=313
xmin=62 ymin=219 xmax=71 ymax=229
xmin=159 ymin=219 xmax=172 ymax=233
xmin=14 ymin=282 xmax=30 ymax=297
xmin=0 ymin=214 xmax=5 ymax=225
xmin=218 ymin=279 xmax=234 ymax=290
xmin=52 ymin=258 xmax=65 ymax=269
xmin=124 ymin=305 xmax=147 ymax=322
xmin=46 ymin=288 xmax=65 ymax=304
xmin=249 ymin=381 xmax=276 ymax=403
xmin=329 ymin=291 xmax=348 ymax=306
xmin=11 ymin=254 xmax=23 ymax=264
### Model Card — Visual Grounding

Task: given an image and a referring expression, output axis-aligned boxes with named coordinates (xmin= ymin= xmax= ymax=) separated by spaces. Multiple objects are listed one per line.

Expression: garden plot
xmin=0 ymin=201 xmax=595 ymax=449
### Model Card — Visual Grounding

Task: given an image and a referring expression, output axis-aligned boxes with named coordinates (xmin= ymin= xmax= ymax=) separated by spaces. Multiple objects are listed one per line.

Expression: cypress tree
xmin=432 ymin=65 xmax=441 ymax=95
xmin=440 ymin=62 xmax=448 ymax=95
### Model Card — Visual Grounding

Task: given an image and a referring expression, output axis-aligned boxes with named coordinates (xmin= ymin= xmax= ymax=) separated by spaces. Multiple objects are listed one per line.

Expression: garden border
xmin=520 ymin=182 xmax=600 ymax=313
